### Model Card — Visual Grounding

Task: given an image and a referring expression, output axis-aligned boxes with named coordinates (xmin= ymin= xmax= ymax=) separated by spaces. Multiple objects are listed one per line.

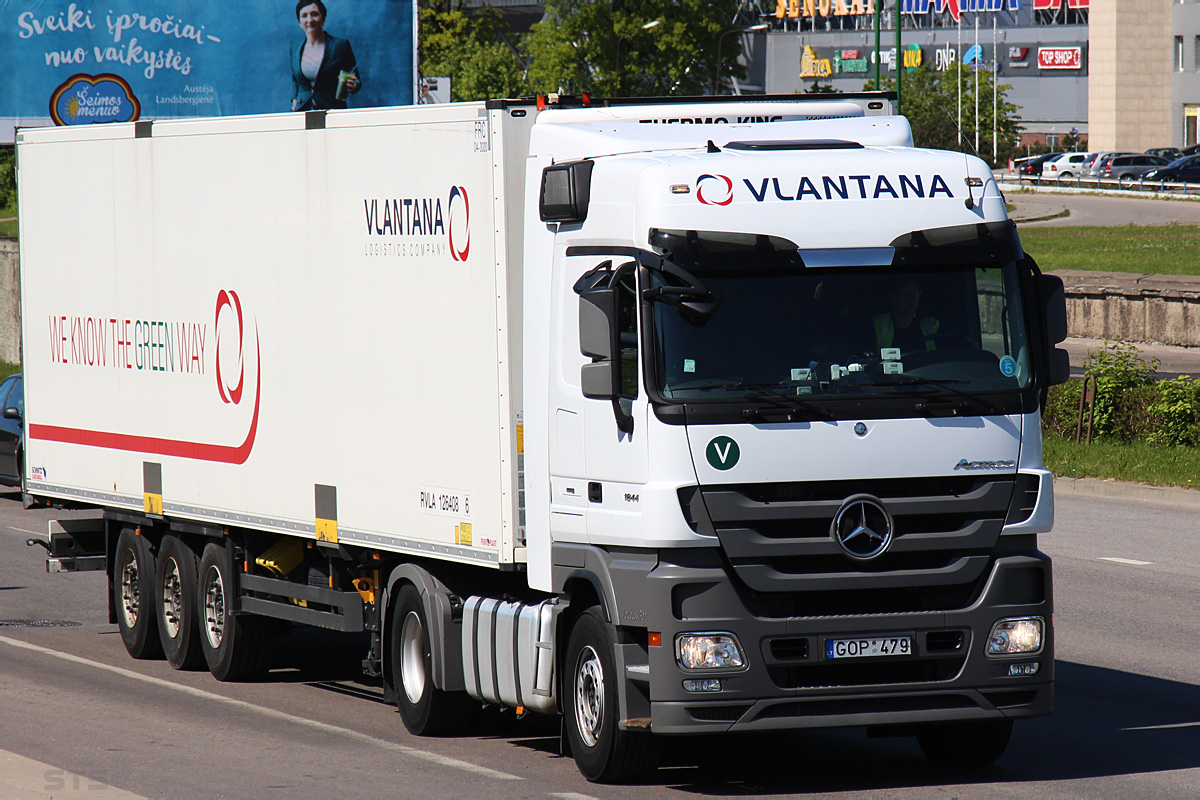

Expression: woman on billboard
xmin=291 ymin=1 xmax=362 ymax=110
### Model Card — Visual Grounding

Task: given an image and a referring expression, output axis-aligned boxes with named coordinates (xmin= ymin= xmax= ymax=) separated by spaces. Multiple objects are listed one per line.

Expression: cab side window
xmin=616 ymin=268 xmax=639 ymax=399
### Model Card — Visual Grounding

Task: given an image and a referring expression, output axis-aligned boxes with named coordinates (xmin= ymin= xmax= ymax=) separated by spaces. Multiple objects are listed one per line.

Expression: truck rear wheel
xmin=916 ymin=719 xmax=1012 ymax=767
xmin=156 ymin=535 xmax=205 ymax=670
xmin=198 ymin=543 xmax=274 ymax=681
xmin=391 ymin=584 xmax=474 ymax=735
xmin=565 ymin=608 xmax=658 ymax=783
xmin=113 ymin=527 xmax=162 ymax=659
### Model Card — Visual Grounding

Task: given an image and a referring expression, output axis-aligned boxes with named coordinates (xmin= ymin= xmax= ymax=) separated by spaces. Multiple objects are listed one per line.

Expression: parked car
xmin=1104 ymin=154 xmax=1171 ymax=187
xmin=1180 ymin=143 xmax=1200 ymax=157
xmin=1146 ymin=147 xmax=1183 ymax=162
xmin=0 ymin=373 xmax=24 ymax=488
xmin=1082 ymin=151 xmax=1136 ymax=179
xmin=1015 ymin=152 xmax=1062 ymax=177
xmin=1143 ymin=155 xmax=1200 ymax=183
xmin=1045 ymin=151 xmax=1092 ymax=180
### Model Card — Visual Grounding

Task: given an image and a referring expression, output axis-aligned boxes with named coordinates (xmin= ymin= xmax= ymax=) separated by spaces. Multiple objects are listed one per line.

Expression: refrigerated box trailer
xmin=17 ymin=93 xmax=1069 ymax=782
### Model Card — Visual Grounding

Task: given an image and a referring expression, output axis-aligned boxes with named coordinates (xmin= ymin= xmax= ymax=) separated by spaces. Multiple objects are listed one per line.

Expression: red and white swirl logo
xmin=215 ymin=289 xmax=245 ymax=405
xmin=448 ymin=185 xmax=470 ymax=262
xmin=696 ymin=174 xmax=734 ymax=206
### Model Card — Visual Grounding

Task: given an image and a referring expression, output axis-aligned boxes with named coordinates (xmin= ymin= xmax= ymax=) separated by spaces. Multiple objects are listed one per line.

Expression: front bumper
xmin=642 ymin=549 xmax=1053 ymax=734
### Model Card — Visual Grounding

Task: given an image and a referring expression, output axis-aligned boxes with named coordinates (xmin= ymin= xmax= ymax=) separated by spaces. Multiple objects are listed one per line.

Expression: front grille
xmin=753 ymin=693 xmax=978 ymax=720
xmin=694 ymin=476 xmax=1014 ymax=607
xmin=688 ymin=704 xmax=753 ymax=722
xmin=768 ymin=655 xmax=967 ymax=689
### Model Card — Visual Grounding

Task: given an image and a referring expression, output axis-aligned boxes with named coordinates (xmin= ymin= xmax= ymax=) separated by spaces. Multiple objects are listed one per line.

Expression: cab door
xmin=570 ymin=259 xmax=649 ymax=545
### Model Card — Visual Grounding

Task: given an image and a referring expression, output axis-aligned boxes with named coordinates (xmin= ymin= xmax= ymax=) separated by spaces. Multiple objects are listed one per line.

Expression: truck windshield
xmin=650 ymin=259 xmax=1033 ymax=403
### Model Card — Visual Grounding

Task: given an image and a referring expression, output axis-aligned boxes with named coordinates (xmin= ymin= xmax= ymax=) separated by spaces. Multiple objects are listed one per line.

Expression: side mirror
xmin=1036 ymin=270 xmax=1070 ymax=386
xmin=578 ymin=270 xmax=634 ymax=433
xmin=3 ymin=407 xmax=19 ymax=421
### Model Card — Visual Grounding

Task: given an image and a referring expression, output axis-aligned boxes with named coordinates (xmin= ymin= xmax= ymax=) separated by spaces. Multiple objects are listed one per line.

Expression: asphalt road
xmin=0 ymin=488 xmax=1197 ymax=799
xmin=1003 ymin=185 xmax=1200 ymax=227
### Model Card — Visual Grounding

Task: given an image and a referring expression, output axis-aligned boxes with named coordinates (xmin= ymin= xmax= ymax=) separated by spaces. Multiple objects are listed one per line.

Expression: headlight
xmin=987 ymin=617 xmax=1045 ymax=656
xmin=675 ymin=633 xmax=745 ymax=670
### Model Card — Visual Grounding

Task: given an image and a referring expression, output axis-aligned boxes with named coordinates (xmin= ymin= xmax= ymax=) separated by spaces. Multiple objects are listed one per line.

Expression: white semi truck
xmin=17 ymin=93 xmax=1068 ymax=782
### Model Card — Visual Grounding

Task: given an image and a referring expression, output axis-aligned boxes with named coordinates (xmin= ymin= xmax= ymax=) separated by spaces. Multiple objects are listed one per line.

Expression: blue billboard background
xmin=0 ymin=0 xmax=415 ymax=142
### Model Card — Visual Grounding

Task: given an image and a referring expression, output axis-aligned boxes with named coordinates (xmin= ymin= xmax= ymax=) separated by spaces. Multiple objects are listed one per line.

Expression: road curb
xmin=1052 ymin=476 xmax=1200 ymax=510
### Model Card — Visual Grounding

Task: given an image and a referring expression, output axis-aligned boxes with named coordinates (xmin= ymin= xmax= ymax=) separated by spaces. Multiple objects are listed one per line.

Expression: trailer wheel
xmin=916 ymin=719 xmax=1012 ymax=767
xmin=113 ymin=527 xmax=162 ymax=659
xmin=565 ymin=608 xmax=658 ymax=783
xmin=391 ymin=584 xmax=474 ymax=735
xmin=156 ymin=536 xmax=205 ymax=670
xmin=198 ymin=543 xmax=274 ymax=681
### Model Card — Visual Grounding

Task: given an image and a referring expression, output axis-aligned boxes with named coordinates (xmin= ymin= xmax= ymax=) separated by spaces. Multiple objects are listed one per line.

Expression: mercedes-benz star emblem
xmin=831 ymin=495 xmax=894 ymax=560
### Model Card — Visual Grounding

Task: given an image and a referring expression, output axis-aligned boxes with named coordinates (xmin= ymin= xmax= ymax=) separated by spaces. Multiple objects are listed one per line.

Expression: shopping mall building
xmin=738 ymin=0 xmax=1200 ymax=152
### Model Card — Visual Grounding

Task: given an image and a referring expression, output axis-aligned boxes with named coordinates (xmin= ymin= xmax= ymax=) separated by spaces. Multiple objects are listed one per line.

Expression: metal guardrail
xmin=1006 ymin=172 xmax=1196 ymax=195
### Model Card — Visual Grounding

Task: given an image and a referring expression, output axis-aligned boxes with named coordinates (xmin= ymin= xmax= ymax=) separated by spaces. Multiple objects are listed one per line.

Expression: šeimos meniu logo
xmin=362 ymin=185 xmax=470 ymax=262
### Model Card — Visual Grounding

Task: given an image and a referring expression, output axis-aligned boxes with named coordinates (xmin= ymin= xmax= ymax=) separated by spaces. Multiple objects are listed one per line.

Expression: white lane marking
xmin=1098 ymin=557 xmax=1153 ymax=566
xmin=6 ymin=526 xmax=45 ymax=537
xmin=549 ymin=794 xmax=600 ymax=800
xmin=1121 ymin=722 xmax=1199 ymax=731
xmin=0 ymin=748 xmax=147 ymax=799
xmin=0 ymin=635 xmax=520 ymax=782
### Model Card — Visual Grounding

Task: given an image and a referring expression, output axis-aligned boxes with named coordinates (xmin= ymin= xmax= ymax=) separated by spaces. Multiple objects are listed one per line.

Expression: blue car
xmin=0 ymin=373 xmax=23 ymax=488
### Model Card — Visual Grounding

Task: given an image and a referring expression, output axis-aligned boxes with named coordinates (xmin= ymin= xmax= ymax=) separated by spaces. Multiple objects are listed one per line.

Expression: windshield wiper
xmin=853 ymin=376 xmax=1003 ymax=415
xmin=677 ymin=380 xmax=833 ymax=421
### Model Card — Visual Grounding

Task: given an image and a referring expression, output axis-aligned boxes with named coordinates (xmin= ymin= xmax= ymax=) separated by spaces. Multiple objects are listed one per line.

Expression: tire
xmin=198 ymin=543 xmax=274 ymax=681
xmin=113 ymin=527 xmax=162 ymax=659
xmin=564 ymin=608 xmax=658 ymax=783
xmin=156 ymin=535 xmax=205 ymax=670
xmin=1119 ymin=175 xmax=1134 ymax=189
xmin=391 ymin=584 xmax=475 ymax=735
xmin=916 ymin=719 xmax=1012 ymax=767
xmin=1059 ymin=171 xmax=1072 ymax=179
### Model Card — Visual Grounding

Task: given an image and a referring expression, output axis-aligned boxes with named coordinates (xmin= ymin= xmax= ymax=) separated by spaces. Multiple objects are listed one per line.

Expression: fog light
xmin=987 ymin=617 xmax=1044 ymax=656
xmin=683 ymin=678 xmax=722 ymax=692
xmin=1009 ymin=662 xmax=1040 ymax=677
xmin=675 ymin=633 xmax=745 ymax=670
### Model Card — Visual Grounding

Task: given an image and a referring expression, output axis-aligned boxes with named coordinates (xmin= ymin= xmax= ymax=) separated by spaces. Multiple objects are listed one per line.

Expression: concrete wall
xmin=1060 ymin=271 xmax=1200 ymax=347
xmin=0 ymin=238 xmax=18 ymax=364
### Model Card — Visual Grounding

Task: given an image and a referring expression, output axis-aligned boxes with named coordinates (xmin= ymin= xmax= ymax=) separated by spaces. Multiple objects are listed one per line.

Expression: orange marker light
xmin=648 ymin=632 xmax=662 ymax=647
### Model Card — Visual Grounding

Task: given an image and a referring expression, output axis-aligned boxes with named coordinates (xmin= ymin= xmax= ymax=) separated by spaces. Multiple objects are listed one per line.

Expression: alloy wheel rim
xmin=574 ymin=645 xmax=604 ymax=747
xmin=203 ymin=566 xmax=225 ymax=649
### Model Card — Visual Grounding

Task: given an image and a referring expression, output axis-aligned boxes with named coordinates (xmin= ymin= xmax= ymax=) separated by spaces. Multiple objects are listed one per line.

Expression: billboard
xmin=0 ymin=0 xmax=416 ymax=143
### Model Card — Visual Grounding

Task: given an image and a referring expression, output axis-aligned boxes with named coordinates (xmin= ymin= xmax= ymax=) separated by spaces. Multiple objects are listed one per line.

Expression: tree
xmin=419 ymin=2 xmax=525 ymax=102
xmin=524 ymin=0 xmax=743 ymax=97
xmin=866 ymin=62 xmax=1023 ymax=169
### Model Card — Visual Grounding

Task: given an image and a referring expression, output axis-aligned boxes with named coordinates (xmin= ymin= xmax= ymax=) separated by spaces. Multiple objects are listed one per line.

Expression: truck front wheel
xmin=916 ymin=719 xmax=1012 ymax=766
xmin=198 ymin=543 xmax=274 ymax=681
xmin=391 ymin=584 xmax=474 ymax=735
xmin=565 ymin=608 xmax=657 ymax=783
xmin=156 ymin=535 xmax=204 ymax=670
xmin=113 ymin=527 xmax=162 ymax=659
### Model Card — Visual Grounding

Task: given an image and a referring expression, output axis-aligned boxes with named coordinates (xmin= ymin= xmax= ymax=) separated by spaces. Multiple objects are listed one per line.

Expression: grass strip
xmin=1043 ymin=432 xmax=1200 ymax=490
xmin=1019 ymin=225 xmax=1200 ymax=276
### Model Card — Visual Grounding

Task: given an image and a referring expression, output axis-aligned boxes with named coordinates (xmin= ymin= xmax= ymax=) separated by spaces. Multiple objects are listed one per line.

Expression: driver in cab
xmin=871 ymin=277 xmax=939 ymax=353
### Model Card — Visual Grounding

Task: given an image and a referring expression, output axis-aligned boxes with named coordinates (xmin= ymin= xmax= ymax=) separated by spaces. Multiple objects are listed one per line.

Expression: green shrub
xmin=1081 ymin=340 xmax=1159 ymax=440
xmin=1147 ymin=375 xmax=1200 ymax=447
xmin=1043 ymin=379 xmax=1082 ymax=439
